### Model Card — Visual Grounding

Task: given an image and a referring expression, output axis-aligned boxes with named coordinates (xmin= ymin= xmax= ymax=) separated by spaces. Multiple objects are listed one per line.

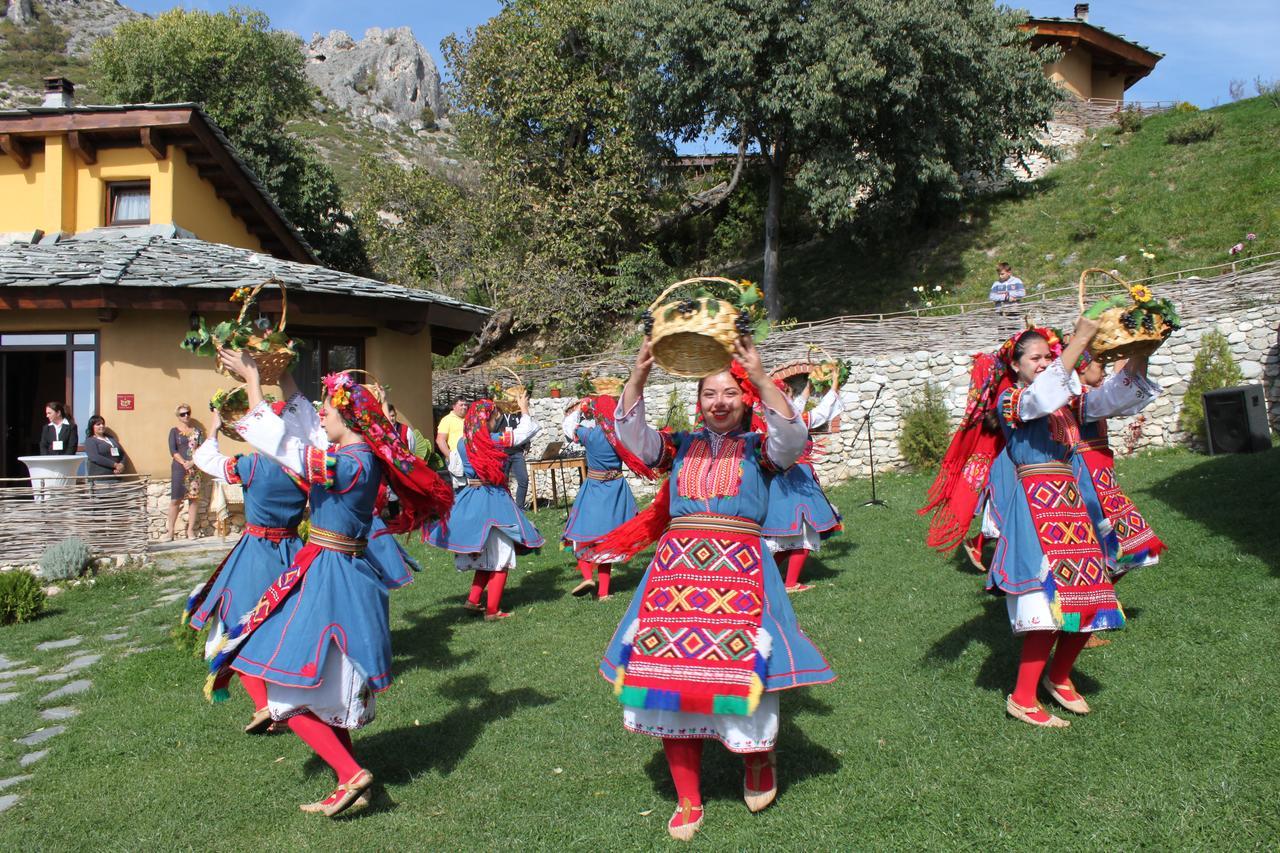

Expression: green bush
xmin=1166 ymin=115 xmax=1222 ymax=145
xmin=0 ymin=572 xmax=46 ymax=626
xmin=899 ymin=382 xmax=951 ymax=469
xmin=1116 ymin=108 xmax=1144 ymax=134
xmin=1179 ymin=329 xmax=1244 ymax=441
xmin=1173 ymin=101 xmax=1200 ymax=113
xmin=39 ymin=537 xmax=91 ymax=581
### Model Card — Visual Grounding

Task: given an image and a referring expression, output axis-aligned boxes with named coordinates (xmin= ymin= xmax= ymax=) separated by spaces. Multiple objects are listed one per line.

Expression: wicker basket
xmin=215 ymin=279 xmax=297 ymax=385
xmin=334 ymin=369 xmax=386 ymax=402
xmin=770 ymin=345 xmax=840 ymax=388
xmin=646 ymin=277 xmax=743 ymax=378
xmin=211 ymin=386 xmax=253 ymax=442
xmin=590 ymin=376 xmax=625 ymax=397
xmin=494 ymin=367 xmax=526 ymax=414
xmin=1079 ymin=268 xmax=1173 ymax=364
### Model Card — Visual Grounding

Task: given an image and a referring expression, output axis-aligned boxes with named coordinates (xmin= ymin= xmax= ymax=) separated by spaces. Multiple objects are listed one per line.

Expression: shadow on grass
xmin=1144 ymin=448 xmax=1279 ymax=574
xmin=390 ymin=605 xmax=479 ymax=674
xmin=307 ymin=674 xmax=556 ymax=794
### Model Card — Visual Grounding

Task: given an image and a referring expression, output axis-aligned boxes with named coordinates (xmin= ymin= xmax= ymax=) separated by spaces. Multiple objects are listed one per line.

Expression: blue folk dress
xmin=762 ymin=388 xmax=844 ymax=554
xmin=562 ymin=411 xmax=637 ymax=556
xmin=427 ymin=418 xmax=545 ymax=572
xmin=188 ymin=439 xmax=307 ymax=656
xmin=598 ymin=397 xmax=835 ymax=753
xmin=984 ymin=360 xmax=1128 ymax=635
xmin=232 ymin=402 xmax=396 ymax=730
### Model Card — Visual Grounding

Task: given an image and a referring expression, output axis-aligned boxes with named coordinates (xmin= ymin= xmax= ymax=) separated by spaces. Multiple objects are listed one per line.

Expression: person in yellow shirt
xmin=436 ymin=398 xmax=468 ymax=456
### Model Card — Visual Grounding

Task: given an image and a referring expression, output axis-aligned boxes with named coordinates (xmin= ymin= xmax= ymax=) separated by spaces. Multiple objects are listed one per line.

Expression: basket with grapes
xmin=1078 ymin=268 xmax=1182 ymax=364
xmin=180 ymin=279 xmax=297 ymax=384
xmin=209 ymin=386 xmax=275 ymax=442
xmin=641 ymin=277 xmax=768 ymax=378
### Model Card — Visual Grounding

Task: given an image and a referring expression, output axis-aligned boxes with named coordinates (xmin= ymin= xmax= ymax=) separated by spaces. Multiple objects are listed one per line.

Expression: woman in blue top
xmin=214 ymin=349 xmax=452 ymax=818
xmin=982 ymin=318 xmax=1160 ymax=727
xmin=586 ymin=337 xmax=834 ymax=842
xmin=561 ymin=394 xmax=658 ymax=599
xmin=427 ymin=393 xmax=543 ymax=620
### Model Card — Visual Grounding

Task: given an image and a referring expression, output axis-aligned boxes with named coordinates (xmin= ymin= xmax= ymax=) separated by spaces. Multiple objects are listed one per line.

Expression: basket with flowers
xmin=180 ymin=279 xmax=297 ymax=384
xmin=641 ymin=277 xmax=768 ymax=378
xmin=1078 ymin=268 xmax=1182 ymax=363
xmin=209 ymin=386 xmax=276 ymax=441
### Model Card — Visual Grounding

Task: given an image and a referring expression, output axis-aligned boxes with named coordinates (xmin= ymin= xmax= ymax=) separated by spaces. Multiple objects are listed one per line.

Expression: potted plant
xmin=548 ymin=381 xmax=563 ymax=399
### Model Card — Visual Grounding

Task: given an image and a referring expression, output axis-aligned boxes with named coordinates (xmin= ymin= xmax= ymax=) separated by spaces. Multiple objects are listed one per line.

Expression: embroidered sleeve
xmin=563 ymin=409 xmax=582 ymax=442
xmin=1082 ymin=367 xmax=1161 ymax=421
xmin=761 ymin=402 xmax=807 ymax=470
xmin=448 ymin=447 xmax=466 ymax=479
xmin=303 ymin=446 xmax=336 ymax=488
xmin=224 ymin=456 xmax=245 ymax=485
xmin=510 ymin=414 xmax=541 ymax=446
xmin=1012 ymin=359 xmax=1080 ymax=422
xmin=805 ymin=387 xmax=843 ymax=431
xmin=282 ymin=391 xmax=326 ymax=449
xmin=192 ymin=434 xmax=235 ymax=483
xmin=1000 ymin=388 xmax=1025 ymax=428
xmin=613 ymin=394 xmax=668 ymax=468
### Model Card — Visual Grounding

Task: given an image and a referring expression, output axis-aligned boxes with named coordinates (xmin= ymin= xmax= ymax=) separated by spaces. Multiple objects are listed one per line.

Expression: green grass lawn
xmin=0 ymin=447 xmax=1276 ymax=849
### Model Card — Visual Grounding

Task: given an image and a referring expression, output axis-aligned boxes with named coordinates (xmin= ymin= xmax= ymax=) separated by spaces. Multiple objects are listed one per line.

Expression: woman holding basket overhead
xmin=587 ymin=322 xmax=834 ymax=842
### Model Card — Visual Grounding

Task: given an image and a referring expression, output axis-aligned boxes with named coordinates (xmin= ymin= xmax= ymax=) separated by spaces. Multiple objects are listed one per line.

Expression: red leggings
xmin=779 ymin=549 xmax=810 ymax=587
xmin=1011 ymin=630 xmax=1092 ymax=707
xmin=662 ymin=737 xmax=774 ymax=806
xmin=576 ymin=559 xmax=612 ymax=596
xmin=239 ymin=675 xmax=360 ymax=782
xmin=469 ymin=570 xmax=509 ymax=615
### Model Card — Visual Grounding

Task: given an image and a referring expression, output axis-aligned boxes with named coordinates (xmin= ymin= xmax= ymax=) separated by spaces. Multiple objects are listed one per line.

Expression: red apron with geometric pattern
xmin=615 ymin=514 xmax=767 ymax=716
xmin=1078 ymin=438 xmax=1165 ymax=561
xmin=1018 ymin=462 xmax=1124 ymax=633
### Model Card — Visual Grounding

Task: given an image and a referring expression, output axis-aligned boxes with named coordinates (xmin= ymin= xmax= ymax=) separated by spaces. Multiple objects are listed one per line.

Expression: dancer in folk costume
xmin=427 ymin=392 xmax=544 ymax=620
xmin=980 ymin=319 xmax=1158 ymax=727
xmin=211 ymin=349 xmax=453 ymax=817
xmin=185 ymin=393 xmax=308 ymax=735
xmin=761 ymin=380 xmax=844 ymax=592
xmin=587 ymin=337 xmax=834 ymax=842
xmin=561 ymin=394 xmax=659 ymax=599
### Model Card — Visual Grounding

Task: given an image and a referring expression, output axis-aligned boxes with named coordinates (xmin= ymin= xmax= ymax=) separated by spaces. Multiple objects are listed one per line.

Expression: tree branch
xmin=647 ymin=133 xmax=749 ymax=232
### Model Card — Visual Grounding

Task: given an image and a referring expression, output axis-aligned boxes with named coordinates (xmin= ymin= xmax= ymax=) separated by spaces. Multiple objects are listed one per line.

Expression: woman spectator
xmin=39 ymin=402 xmax=78 ymax=455
xmin=84 ymin=416 xmax=125 ymax=479
xmin=166 ymin=403 xmax=204 ymax=541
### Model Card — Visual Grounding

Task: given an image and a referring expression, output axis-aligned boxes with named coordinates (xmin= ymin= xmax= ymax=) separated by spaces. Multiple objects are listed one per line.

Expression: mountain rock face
xmin=7 ymin=0 xmax=144 ymax=55
xmin=306 ymin=27 xmax=446 ymax=132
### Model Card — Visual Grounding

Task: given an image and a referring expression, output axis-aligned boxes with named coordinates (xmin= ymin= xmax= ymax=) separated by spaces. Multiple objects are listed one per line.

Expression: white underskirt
xmin=266 ymin=639 xmax=376 ymax=730
xmin=764 ymin=520 xmax=821 ymax=554
xmin=454 ymin=528 xmax=517 ymax=573
xmin=1006 ymin=590 xmax=1101 ymax=635
xmin=623 ymin=692 xmax=779 ymax=753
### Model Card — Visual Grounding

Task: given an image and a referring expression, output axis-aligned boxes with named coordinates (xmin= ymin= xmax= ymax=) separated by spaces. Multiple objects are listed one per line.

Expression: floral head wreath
xmin=996 ymin=325 xmax=1063 ymax=376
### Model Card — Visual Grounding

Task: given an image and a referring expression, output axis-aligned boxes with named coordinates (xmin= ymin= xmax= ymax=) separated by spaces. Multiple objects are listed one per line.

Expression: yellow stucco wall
xmin=0 ymin=309 xmax=435 ymax=478
xmin=1090 ymin=69 xmax=1126 ymax=102
xmin=1044 ymin=46 xmax=1094 ymax=99
xmin=0 ymin=131 xmax=262 ymax=252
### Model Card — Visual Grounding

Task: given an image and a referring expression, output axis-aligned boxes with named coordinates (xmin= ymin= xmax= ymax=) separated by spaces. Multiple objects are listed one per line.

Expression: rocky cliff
xmin=306 ymin=27 xmax=446 ymax=133
xmin=2 ymin=0 xmax=142 ymax=55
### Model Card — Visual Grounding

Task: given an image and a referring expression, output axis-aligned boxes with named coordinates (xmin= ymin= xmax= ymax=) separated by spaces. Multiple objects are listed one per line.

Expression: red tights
xmin=238 ymin=675 xmax=360 ymax=782
xmin=661 ymin=738 xmax=775 ymax=813
xmin=468 ymin=570 xmax=509 ymax=615
xmin=1011 ymin=630 xmax=1093 ymax=708
xmin=779 ymin=549 xmax=810 ymax=588
xmin=576 ymin=559 xmax=612 ymax=597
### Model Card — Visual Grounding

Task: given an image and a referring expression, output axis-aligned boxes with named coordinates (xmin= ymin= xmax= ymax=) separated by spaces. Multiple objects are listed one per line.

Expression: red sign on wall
xmin=116 ymin=394 xmax=135 ymax=411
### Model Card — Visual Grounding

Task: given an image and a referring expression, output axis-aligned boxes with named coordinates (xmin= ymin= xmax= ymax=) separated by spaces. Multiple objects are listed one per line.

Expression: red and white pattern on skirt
xmin=1078 ymin=442 xmax=1164 ymax=558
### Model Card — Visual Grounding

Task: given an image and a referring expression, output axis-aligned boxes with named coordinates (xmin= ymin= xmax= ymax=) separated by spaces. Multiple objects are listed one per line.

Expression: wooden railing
xmin=0 ymin=474 xmax=151 ymax=565
xmin=1056 ymin=97 xmax=1178 ymax=128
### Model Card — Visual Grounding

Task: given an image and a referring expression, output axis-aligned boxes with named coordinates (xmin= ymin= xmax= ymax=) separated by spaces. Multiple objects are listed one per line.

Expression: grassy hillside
xmin=729 ymin=96 xmax=1280 ymax=321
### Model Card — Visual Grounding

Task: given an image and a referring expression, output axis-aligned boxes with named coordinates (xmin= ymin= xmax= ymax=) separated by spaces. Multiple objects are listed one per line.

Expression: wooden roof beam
xmin=0 ymin=133 xmax=30 ymax=169
xmin=67 ymin=130 xmax=96 ymax=165
xmin=140 ymin=127 xmax=166 ymax=160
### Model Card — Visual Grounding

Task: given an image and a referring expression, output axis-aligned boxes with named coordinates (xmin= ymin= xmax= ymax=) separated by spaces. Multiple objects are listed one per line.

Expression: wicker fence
xmin=0 ymin=475 xmax=151 ymax=565
xmin=1056 ymin=97 xmax=1178 ymax=129
xmin=434 ymin=255 xmax=1280 ymax=404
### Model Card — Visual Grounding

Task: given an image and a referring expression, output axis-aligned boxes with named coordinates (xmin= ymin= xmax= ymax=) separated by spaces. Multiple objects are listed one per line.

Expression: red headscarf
xmin=321 ymin=372 xmax=452 ymax=534
xmin=462 ymin=399 xmax=509 ymax=488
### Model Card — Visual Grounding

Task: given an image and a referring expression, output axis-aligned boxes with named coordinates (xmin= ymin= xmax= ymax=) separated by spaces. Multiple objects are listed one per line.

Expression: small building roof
xmin=0 ymin=102 xmax=318 ymax=264
xmin=1021 ymin=17 xmax=1163 ymax=91
xmin=0 ymin=225 xmax=490 ymax=353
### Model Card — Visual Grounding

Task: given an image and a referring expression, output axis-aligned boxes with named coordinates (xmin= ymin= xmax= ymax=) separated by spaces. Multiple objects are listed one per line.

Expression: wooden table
xmin=526 ymin=456 xmax=587 ymax=511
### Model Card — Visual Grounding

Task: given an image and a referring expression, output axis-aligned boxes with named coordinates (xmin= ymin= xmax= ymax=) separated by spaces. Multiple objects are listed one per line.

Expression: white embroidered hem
xmin=623 ymin=692 xmax=779 ymax=753
xmin=1006 ymin=590 xmax=1100 ymax=634
xmin=453 ymin=528 xmax=517 ymax=573
xmin=764 ymin=520 xmax=821 ymax=554
xmin=266 ymin=640 xmax=376 ymax=730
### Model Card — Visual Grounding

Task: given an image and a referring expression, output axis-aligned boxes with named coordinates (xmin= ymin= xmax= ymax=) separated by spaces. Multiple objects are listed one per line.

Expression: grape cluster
xmin=641 ymin=312 xmax=654 ymax=336
xmin=676 ymin=299 xmax=698 ymax=314
xmin=734 ymin=312 xmax=753 ymax=336
xmin=1141 ymin=315 xmax=1155 ymax=333
xmin=1120 ymin=311 xmax=1139 ymax=331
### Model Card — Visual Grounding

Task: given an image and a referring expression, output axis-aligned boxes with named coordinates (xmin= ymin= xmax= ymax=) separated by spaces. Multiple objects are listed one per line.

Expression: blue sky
xmin=129 ymin=0 xmax=1277 ymax=152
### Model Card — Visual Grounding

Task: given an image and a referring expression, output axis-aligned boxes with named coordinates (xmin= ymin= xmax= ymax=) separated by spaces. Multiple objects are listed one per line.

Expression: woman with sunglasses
xmin=166 ymin=404 xmax=204 ymax=541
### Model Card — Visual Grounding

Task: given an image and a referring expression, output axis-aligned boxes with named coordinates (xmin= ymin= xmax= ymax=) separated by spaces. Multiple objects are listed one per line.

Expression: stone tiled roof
xmin=1027 ymin=17 xmax=1164 ymax=58
xmin=0 ymin=225 xmax=489 ymax=322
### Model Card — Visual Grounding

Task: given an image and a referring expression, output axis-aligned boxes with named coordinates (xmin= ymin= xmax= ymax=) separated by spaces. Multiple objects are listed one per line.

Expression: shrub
xmin=1173 ymin=101 xmax=1200 ymax=113
xmin=1179 ymin=329 xmax=1244 ymax=441
xmin=899 ymin=382 xmax=951 ymax=469
xmin=1166 ymin=115 xmax=1222 ymax=145
xmin=1116 ymin=108 xmax=1144 ymax=134
xmin=662 ymin=386 xmax=692 ymax=433
xmin=39 ymin=537 xmax=92 ymax=581
xmin=0 ymin=572 xmax=46 ymax=626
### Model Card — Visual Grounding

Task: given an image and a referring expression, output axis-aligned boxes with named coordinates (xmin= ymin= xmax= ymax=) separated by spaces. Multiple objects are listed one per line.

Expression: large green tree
xmin=605 ymin=0 xmax=1062 ymax=318
xmin=90 ymin=8 xmax=366 ymax=272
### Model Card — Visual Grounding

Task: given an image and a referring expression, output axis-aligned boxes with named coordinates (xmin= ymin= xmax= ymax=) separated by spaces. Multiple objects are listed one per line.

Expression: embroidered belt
xmin=306 ymin=526 xmax=366 ymax=555
xmin=465 ymin=478 xmax=500 ymax=488
xmin=1016 ymin=462 xmax=1073 ymax=479
xmin=1076 ymin=439 xmax=1110 ymax=453
xmin=666 ymin=513 xmax=761 ymax=537
xmin=244 ymin=523 xmax=298 ymax=542
xmin=587 ymin=469 xmax=623 ymax=481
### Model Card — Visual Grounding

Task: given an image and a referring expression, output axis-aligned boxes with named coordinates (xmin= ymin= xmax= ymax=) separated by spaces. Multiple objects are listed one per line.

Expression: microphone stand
xmin=848 ymin=383 xmax=887 ymax=508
